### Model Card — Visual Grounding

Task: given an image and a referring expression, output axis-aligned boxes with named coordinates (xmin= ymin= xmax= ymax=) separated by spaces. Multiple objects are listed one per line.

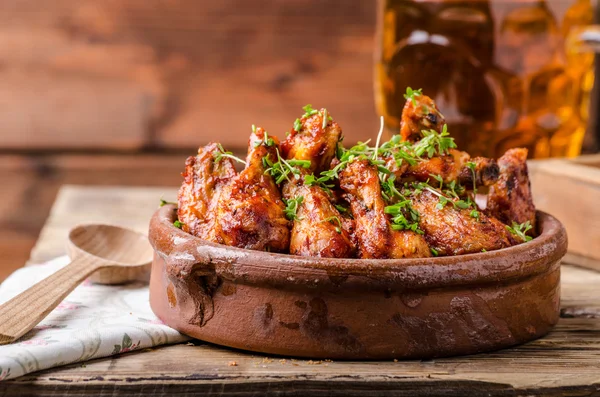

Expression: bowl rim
xmin=149 ymin=205 xmax=567 ymax=291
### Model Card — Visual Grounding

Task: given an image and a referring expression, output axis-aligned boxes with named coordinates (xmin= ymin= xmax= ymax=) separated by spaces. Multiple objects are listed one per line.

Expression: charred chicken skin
xmin=177 ymin=143 xmax=237 ymax=241
xmin=340 ymin=159 xmax=431 ymax=259
xmin=487 ymin=148 xmax=536 ymax=229
xmin=213 ymin=128 xmax=290 ymax=252
xmin=400 ymin=92 xmax=446 ymax=142
xmin=176 ymin=88 xmax=538 ymax=258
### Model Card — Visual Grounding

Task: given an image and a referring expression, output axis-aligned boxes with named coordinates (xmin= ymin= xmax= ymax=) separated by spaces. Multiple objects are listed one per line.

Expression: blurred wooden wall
xmin=0 ymin=0 xmax=377 ymax=151
xmin=0 ymin=0 xmax=377 ymax=279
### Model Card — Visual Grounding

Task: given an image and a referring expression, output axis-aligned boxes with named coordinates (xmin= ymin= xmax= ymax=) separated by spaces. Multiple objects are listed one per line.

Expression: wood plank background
xmin=0 ymin=0 xmax=378 ymax=151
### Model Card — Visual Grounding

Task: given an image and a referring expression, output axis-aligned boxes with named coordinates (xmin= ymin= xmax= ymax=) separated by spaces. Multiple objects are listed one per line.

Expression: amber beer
xmin=375 ymin=0 xmax=595 ymax=158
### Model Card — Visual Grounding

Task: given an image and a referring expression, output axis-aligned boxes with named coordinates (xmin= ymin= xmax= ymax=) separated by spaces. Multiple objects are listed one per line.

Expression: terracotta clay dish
xmin=148 ymin=89 xmax=567 ymax=358
xmin=149 ymin=205 xmax=566 ymax=359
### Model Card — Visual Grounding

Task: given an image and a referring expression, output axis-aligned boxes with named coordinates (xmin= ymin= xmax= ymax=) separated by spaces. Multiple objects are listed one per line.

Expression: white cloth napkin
xmin=0 ymin=257 xmax=190 ymax=381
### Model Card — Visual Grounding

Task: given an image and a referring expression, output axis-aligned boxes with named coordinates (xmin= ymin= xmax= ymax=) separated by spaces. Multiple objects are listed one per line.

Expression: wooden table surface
xmin=2 ymin=185 xmax=600 ymax=397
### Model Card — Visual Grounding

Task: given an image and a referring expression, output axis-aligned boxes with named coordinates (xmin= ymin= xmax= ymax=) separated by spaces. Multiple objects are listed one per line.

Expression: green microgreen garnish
xmin=334 ymin=204 xmax=349 ymax=213
xmin=373 ymin=116 xmax=384 ymax=161
xmin=159 ymin=198 xmax=176 ymax=207
xmin=384 ymin=198 xmax=423 ymax=234
xmin=293 ymin=118 xmax=302 ymax=132
xmin=319 ymin=140 xmax=372 ymax=181
xmin=431 ymin=247 xmax=439 ymax=256
xmin=404 ymin=87 xmax=423 ymax=106
xmin=380 ymin=174 xmax=403 ymax=202
xmin=506 ymin=221 xmax=533 ymax=242
xmin=381 ymin=173 xmax=423 ymax=233
xmin=323 ymin=215 xmax=343 ymax=234
xmin=412 ymin=125 xmax=456 ymax=158
xmin=283 ymin=196 xmax=304 ymax=221
xmin=214 ymin=143 xmax=246 ymax=165
xmin=431 ymin=174 xmax=444 ymax=189
xmin=465 ymin=161 xmax=480 ymax=219
xmin=303 ymin=173 xmax=334 ymax=195
xmin=413 ymin=178 xmax=478 ymax=215
xmin=254 ymin=130 xmax=275 ymax=147
xmin=466 ymin=161 xmax=477 ymax=194
xmin=302 ymin=104 xmax=319 ymax=118
xmin=173 ymin=220 xmax=184 ymax=229
xmin=263 ymin=149 xmax=311 ymax=184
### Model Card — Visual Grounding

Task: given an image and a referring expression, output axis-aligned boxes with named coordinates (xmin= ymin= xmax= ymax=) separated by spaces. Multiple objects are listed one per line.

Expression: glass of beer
xmin=374 ymin=0 xmax=600 ymax=158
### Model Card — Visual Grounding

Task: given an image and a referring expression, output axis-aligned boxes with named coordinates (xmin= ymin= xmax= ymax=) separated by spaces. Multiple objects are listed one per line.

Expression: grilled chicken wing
xmin=281 ymin=107 xmax=341 ymax=174
xmin=400 ymin=93 xmax=446 ymax=142
xmin=403 ymin=149 xmax=500 ymax=188
xmin=412 ymin=190 xmax=514 ymax=255
xmin=213 ymin=128 xmax=290 ymax=252
xmin=340 ymin=159 xmax=431 ymax=259
xmin=487 ymin=148 xmax=536 ymax=228
xmin=282 ymin=110 xmax=356 ymax=257
xmin=283 ymin=178 xmax=356 ymax=258
xmin=177 ymin=143 xmax=237 ymax=240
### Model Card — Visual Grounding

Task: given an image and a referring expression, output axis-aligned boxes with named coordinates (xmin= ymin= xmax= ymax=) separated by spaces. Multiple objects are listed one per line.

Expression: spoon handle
xmin=0 ymin=257 xmax=104 ymax=345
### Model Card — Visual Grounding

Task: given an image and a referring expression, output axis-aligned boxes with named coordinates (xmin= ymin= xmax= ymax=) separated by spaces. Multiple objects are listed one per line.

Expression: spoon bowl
xmin=68 ymin=224 xmax=154 ymax=284
xmin=0 ymin=224 xmax=153 ymax=345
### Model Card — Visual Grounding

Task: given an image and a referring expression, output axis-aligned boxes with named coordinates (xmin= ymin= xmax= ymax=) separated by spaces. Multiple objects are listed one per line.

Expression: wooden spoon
xmin=0 ymin=224 xmax=154 ymax=345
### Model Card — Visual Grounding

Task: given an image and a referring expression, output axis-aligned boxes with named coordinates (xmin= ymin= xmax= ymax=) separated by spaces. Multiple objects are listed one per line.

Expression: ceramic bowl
xmin=148 ymin=205 xmax=567 ymax=359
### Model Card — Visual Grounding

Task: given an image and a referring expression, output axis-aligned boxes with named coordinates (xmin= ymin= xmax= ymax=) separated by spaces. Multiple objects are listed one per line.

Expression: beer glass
xmin=375 ymin=0 xmax=600 ymax=158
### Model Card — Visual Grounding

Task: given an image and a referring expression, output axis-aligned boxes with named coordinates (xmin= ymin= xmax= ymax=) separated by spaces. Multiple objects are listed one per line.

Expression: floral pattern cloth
xmin=0 ymin=257 xmax=190 ymax=381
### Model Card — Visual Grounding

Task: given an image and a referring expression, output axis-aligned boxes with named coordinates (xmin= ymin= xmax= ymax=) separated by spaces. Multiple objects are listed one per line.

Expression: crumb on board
xmin=186 ymin=342 xmax=195 ymax=346
xmin=394 ymin=359 xmax=398 ymax=362
xmin=228 ymin=361 xmax=238 ymax=367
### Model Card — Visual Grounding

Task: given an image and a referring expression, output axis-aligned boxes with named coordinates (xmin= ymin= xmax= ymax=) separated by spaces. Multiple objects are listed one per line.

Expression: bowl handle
xmin=163 ymin=245 xmax=218 ymax=327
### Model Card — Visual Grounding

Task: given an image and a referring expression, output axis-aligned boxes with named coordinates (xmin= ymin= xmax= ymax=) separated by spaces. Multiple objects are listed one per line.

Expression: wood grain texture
xmin=529 ymin=155 xmax=600 ymax=271
xmin=1 ymin=185 xmax=600 ymax=395
xmin=0 ymin=0 xmax=377 ymax=151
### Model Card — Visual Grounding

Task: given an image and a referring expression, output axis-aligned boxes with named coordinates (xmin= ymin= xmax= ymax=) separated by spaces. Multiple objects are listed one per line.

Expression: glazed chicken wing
xmin=213 ymin=128 xmax=290 ymax=252
xmin=282 ymin=108 xmax=356 ymax=257
xmin=412 ymin=190 xmax=514 ymax=255
xmin=403 ymin=149 xmax=500 ymax=188
xmin=283 ymin=178 xmax=356 ymax=258
xmin=487 ymin=148 xmax=536 ymax=228
xmin=400 ymin=92 xmax=446 ymax=142
xmin=177 ymin=143 xmax=237 ymax=240
xmin=281 ymin=107 xmax=342 ymax=174
xmin=340 ymin=159 xmax=431 ymax=259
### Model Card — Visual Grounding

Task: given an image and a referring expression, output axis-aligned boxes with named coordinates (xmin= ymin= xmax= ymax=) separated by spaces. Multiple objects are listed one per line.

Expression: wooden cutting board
xmin=529 ymin=154 xmax=600 ymax=272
